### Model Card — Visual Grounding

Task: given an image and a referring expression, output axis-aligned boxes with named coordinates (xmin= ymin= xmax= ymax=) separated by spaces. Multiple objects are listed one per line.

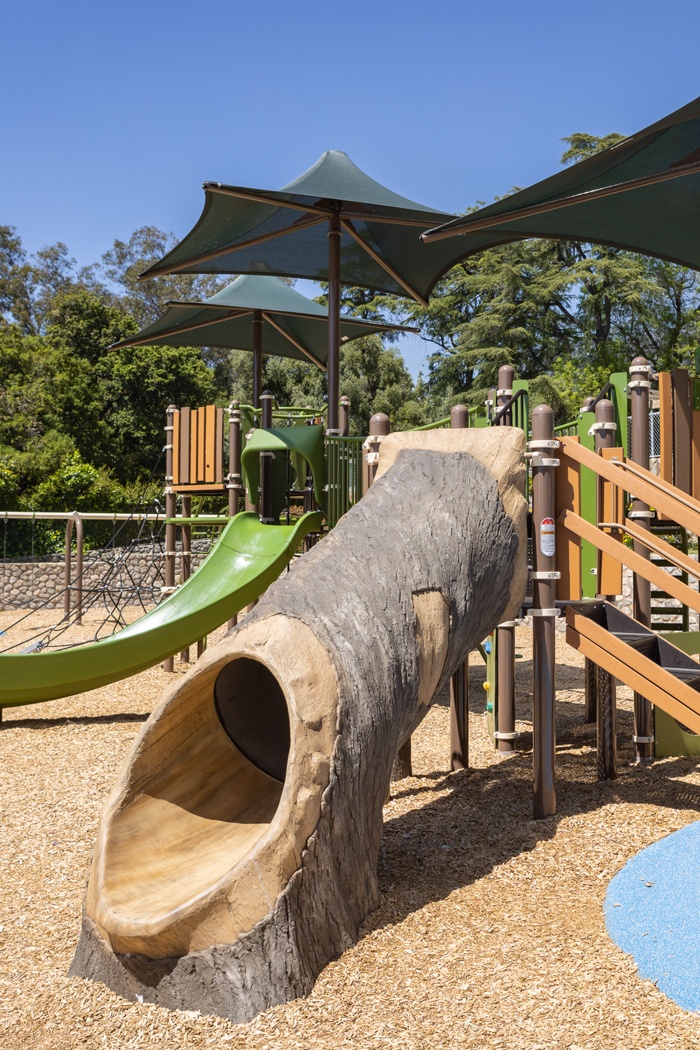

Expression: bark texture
xmin=70 ymin=429 xmax=527 ymax=1022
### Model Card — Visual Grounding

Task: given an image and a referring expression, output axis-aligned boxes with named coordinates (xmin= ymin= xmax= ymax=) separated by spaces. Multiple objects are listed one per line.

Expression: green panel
xmin=241 ymin=425 xmax=325 ymax=509
xmin=578 ymin=410 xmax=598 ymax=598
xmin=655 ymin=707 xmax=700 ymax=758
xmin=608 ymin=372 xmax=629 ymax=455
xmin=693 ymin=377 xmax=700 ymax=412
xmin=0 ymin=511 xmax=322 ymax=707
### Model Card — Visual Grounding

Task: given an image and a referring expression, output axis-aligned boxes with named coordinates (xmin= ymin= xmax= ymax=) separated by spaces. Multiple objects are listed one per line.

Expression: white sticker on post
xmin=540 ymin=517 xmax=556 ymax=558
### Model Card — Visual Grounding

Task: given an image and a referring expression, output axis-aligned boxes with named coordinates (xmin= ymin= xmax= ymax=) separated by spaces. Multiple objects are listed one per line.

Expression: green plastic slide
xmin=0 ymin=511 xmax=322 ymax=708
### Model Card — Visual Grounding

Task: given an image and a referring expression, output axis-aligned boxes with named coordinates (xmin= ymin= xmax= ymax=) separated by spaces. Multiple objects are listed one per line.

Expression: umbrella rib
xmin=141 ymin=215 xmax=327 ymax=278
xmin=341 ymin=210 xmax=451 ymax=228
xmin=205 ymin=183 xmax=331 ymax=216
xmin=112 ymin=309 xmax=252 ymax=347
xmin=263 ymin=313 xmax=327 ymax=371
xmin=421 ymin=158 xmax=700 ymax=242
xmin=341 ymin=219 xmax=429 ymax=306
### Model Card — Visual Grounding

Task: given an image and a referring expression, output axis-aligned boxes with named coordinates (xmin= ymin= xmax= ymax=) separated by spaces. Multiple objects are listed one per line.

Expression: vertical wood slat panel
xmin=556 ymin=438 xmax=582 ymax=601
xmin=599 ymin=447 xmax=624 ymax=597
xmin=658 ymin=372 xmax=674 ymax=485
xmin=190 ymin=408 xmax=199 ymax=485
xmin=197 ymin=407 xmax=206 ymax=483
xmin=672 ymin=368 xmax=692 ymax=495
xmin=215 ymin=408 xmax=224 ymax=485
xmin=204 ymin=404 xmax=216 ymax=484
xmin=179 ymin=408 xmax=190 ymax=486
xmin=172 ymin=411 xmax=180 ymax=486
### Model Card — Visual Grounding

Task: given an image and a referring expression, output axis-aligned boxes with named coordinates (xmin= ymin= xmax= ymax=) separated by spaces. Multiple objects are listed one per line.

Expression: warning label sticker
xmin=540 ymin=517 xmax=556 ymax=558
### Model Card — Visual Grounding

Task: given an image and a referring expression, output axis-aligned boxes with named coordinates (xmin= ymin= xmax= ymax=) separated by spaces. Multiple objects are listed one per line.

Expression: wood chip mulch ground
xmin=2 ymin=610 xmax=700 ymax=1049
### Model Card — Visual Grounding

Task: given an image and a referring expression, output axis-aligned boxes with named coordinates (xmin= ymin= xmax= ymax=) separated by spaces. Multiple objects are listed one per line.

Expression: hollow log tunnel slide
xmin=558 ymin=437 xmax=700 ymax=737
xmin=69 ymin=427 xmax=529 ymax=1022
xmin=0 ymin=511 xmax=322 ymax=707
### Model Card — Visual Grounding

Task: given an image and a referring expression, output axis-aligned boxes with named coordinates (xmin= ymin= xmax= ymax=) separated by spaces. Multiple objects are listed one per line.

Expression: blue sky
xmin=3 ymin=0 xmax=700 ymax=377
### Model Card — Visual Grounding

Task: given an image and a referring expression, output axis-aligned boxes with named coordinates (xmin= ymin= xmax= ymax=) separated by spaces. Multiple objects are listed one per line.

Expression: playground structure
xmin=8 ymin=99 xmax=700 ymax=1023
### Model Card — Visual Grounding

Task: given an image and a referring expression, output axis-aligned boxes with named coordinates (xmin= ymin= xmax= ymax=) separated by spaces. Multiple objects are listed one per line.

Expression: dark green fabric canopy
xmin=140 ymin=150 xmax=463 ymax=304
xmin=110 ymin=274 xmax=413 ymax=368
xmin=422 ymin=95 xmax=700 ymax=270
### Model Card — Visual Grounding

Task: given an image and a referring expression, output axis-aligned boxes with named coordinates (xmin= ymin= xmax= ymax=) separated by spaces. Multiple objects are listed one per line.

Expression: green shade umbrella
xmin=139 ymin=151 xmax=462 ymax=430
xmin=422 ymin=95 xmax=700 ymax=270
xmin=112 ymin=273 xmax=416 ymax=407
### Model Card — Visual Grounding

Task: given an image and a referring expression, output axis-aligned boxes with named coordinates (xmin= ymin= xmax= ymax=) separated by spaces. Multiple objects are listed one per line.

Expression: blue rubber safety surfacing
xmin=605 ymin=821 xmax=700 ymax=1013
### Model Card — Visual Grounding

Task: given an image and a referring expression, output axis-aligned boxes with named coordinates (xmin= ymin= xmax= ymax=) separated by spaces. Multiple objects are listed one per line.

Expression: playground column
xmin=593 ymin=398 xmax=618 ymax=781
xmin=252 ymin=312 xmax=263 ymax=410
xmin=63 ymin=512 xmax=84 ymax=625
xmin=326 ymin=208 xmax=341 ymax=435
xmin=260 ymin=391 xmax=274 ymax=525
xmin=629 ymin=356 xmax=654 ymax=763
xmin=179 ymin=496 xmax=192 ymax=664
xmin=531 ymin=404 xmax=558 ymax=819
xmin=227 ymin=402 xmax=242 ymax=630
xmin=163 ymin=404 xmax=178 ymax=673
xmin=495 ymin=365 xmax=517 ymax=754
xmin=581 ymin=394 xmax=597 ymax=724
xmin=339 ymin=395 xmax=351 ymax=438
xmin=450 ymin=404 xmax=470 ymax=770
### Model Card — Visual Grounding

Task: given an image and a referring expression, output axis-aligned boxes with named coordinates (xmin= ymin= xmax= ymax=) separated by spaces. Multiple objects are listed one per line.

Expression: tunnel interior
xmin=214 ymin=657 xmax=291 ymax=782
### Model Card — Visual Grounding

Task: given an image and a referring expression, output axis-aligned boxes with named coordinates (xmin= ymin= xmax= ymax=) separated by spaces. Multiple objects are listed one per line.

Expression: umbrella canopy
xmin=111 ymin=273 xmax=414 ymax=377
xmin=139 ymin=151 xmax=463 ymax=430
xmin=422 ymin=95 xmax=700 ymax=271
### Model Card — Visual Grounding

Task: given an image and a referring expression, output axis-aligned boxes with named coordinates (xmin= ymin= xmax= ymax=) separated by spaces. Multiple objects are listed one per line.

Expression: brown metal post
xmin=227 ymin=401 xmax=242 ymax=630
xmin=497 ymin=364 xmax=515 ymax=426
xmin=486 ymin=387 xmax=496 ymax=423
xmin=260 ymin=390 xmax=274 ymax=524
xmin=163 ymin=404 xmax=178 ymax=672
xmin=449 ymin=404 xmax=470 ymax=769
xmin=496 ymin=622 xmax=516 ymax=753
xmin=327 ymin=209 xmax=341 ymax=435
xmin=63 ymin=512 xmax=84 ymax=624
xmin=179 ymin=495 xmax=192 ymax=663
xmin=339 ymin=395 xmax=351 ymax=438
xmin=252 ymin=312 xmax=263 ymax=411
xmin=363 ymin=412 xmax=390 ymax=492
xmin=629 ymin=355 xmax=654 ymax=762
xmin=593 ymin=398 xmax=617 ymax=779
xmin=531 ymin=404 xmax=558 ymax=819
xmin=582 ymin=393 xmax=597 ymax=721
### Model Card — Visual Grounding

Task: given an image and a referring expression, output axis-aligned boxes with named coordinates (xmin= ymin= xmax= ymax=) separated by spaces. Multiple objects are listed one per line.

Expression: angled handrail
xmin=560 ymin=437 xmax=700 ymax=536
xmin=599 ymin=518 xmax=700 ymax=582
xmin=559 ymin=509 xmax=700 ymax=616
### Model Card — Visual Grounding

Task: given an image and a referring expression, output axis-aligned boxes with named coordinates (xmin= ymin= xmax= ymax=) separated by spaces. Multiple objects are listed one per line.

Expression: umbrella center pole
xmin=326 ymin=210 xmax=341 ymax=435
xmin=252 ymin=312 xmax=263 ymax=412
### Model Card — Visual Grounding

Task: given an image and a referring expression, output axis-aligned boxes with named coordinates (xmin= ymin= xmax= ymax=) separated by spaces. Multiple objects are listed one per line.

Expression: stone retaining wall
xmin=1 ymin=539 xmax=212 ymax=611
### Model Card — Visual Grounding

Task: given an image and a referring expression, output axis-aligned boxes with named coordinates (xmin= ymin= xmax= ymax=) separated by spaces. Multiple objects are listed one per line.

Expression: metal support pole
xmin=327 ymin=209 xmax=341 ymax=435
xmin=531 ymin=404 xmax=557 ymax=819
xmin=593 ymin=398 xmax=617 ymax=779
xmin=339 ymin=395 xmax=351 ymax=438
xmin=449 ymin=403 xmax=470 ymax=769
xmin=260 ymin=390 xmax=274 ymax=525
xmin=497 ymin=364 xmax=515 ymax=427
xmin=163 ymin=404 xmax=177 ymax=672
xmin=180 ymin=495 xmax=191 ymax=663
xmin=629 ymin=355 xmax=654 ymax=763
xmin=252 ymin=312 xmax=263 ymax=411
xmin=227 ymin=402 xmax=242 ymax=630
xmin=363 ymin=412 xmax=390 ymax=492
xmin=63 ymin=511 xmax=83 ymax=624
xmin=496 ymin=622 xmax=516 ymax=753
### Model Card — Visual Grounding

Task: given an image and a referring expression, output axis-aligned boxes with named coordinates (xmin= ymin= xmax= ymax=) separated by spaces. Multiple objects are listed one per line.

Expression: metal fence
xmin=325 ymin=436 xmax=365 ymax=529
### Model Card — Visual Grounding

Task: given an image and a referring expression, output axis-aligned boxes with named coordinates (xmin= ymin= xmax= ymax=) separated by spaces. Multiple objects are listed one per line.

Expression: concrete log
xmin=70 ymin=428 xmax=528 ymax=1021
